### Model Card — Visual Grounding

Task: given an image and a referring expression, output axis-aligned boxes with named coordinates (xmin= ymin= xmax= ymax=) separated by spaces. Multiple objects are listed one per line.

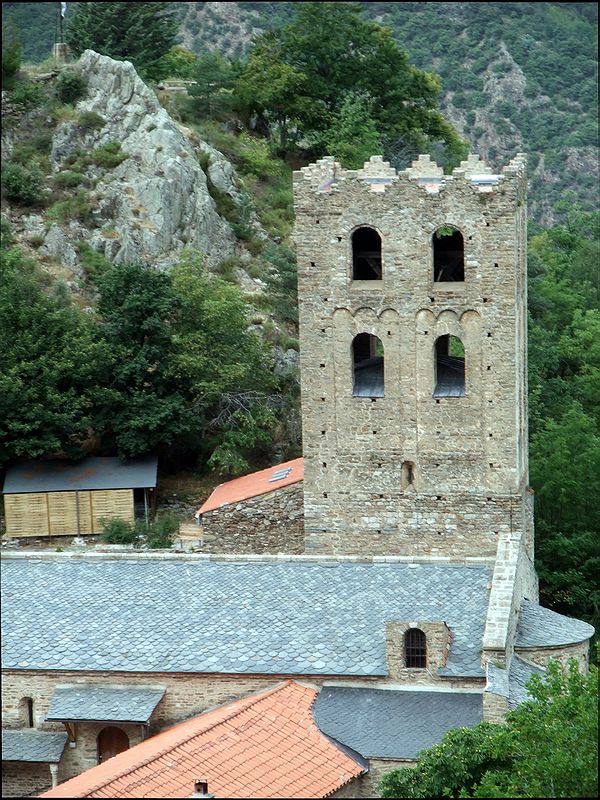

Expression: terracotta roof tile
xmin=197 ymin=458 xmax=304 ymax=514
xmin=39 ymin=681 xmax=365 ymax=799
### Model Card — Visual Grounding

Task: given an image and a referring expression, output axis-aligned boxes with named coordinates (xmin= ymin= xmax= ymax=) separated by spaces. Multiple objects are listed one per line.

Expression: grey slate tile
xmin=314 ymin=687 xmax=483 ymax=759
xmin=2 ymin=560 xmax=492 ymax=677
xmin=508 ymin=655 xmax=545 ymax=709
xmin=46 ymin=686 xmax=165 ymax=723
xmin=1 ymin=729 xmax=68 ymax=763
xmin=516 ymin=600 xmax=595 ymax=648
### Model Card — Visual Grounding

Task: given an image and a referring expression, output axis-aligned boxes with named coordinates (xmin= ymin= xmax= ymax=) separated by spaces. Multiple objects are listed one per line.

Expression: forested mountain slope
xmin=4 ymin=2 xmax=597 ymax=223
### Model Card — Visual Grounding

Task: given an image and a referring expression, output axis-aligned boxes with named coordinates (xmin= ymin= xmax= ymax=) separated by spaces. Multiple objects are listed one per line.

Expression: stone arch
xmin=434 ymin=334 xmax=465 ymax=397
xmin=351 ymin=225 xmax=382 ymax=280
xmin=97 ymin=726 xmax=130 ymax=764
xmin=432 ymin=225 xmax=465 ymax=282
xmin=352 ymin=333 xmax=384 ymax=397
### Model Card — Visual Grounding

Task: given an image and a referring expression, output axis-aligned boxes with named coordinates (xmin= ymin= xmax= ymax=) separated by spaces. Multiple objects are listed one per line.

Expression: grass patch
xmin=53 ymin=171 xmax=86 ymax=188
xmin=90 ymin=142 xmax=129 ymax=169
xmin=77 ymin=111 xmax=105 ymax=130
xmin=76 ymin=241 xmax=111 ymax=282
xmin=46 ymin=191 xmax=93 ymax=224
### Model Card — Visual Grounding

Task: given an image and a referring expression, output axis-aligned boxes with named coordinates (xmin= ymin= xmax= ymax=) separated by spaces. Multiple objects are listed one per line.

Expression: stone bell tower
xmin=292 ymin=152 xmax=533 ymax=559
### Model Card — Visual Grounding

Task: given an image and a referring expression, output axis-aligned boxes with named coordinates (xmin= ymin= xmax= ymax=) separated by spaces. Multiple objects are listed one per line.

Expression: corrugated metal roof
xmin=2 ymin=457 xmax=158 ymax=494
xmin=2 ymin=730 xmax=68 ymax=763
xmin=198 ymin=458 xmax=303 ymax=514
xmin=47 ymin=685 xmax=166 ymax=724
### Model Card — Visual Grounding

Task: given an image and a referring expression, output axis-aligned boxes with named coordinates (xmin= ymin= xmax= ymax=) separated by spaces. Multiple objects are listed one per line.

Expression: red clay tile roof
xmin=197 ymin=458 xmax=304 ymax=514
xmin=39 ymin=681 xmax=365 ymax=799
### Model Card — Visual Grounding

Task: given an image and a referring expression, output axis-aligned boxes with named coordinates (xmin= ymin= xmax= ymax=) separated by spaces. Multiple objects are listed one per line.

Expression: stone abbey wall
xmin=293 ymin=153 xmax=532 ymax=557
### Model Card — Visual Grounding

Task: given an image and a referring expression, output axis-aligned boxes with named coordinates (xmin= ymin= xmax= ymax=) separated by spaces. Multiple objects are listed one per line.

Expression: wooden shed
xmin=2 ymin=457 xmax=158 ymax=538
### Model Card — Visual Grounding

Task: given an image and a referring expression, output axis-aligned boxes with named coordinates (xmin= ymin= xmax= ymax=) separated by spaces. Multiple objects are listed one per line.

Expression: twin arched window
xmin=404 ymin=628 xmax=427 ymax=668
xmin=350 ymin=225 xmax=465 ymax=282
xmin=351 ymin=332 xmax=465 ymax=398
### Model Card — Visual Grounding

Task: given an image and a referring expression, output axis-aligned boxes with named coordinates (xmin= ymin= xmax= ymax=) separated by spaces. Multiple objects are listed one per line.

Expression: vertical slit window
xmin=352 ymin=227 xmax=382 ymax=280
xmin=433 ymin=227 xmax=464 ymax=282
xmin=353 ymin=333 xmax=384 ymax=397
xmin=434 ymin=335 xmax=465 ymax=396
xmin=405 ymin=628 xmax=427 ymax=668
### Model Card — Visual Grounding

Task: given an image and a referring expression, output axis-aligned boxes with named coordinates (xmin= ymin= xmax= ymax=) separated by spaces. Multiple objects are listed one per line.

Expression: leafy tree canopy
xmin=234 ymin=1 xmax=466 ymax=167
xmin=65 ymin=2 xmax=178 ymax=81
xmin=379 ymin=658 xmax=598 ymax=798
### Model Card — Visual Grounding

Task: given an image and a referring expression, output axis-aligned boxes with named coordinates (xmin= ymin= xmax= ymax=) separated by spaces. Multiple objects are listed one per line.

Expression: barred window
xmin=404 ymin=628 xmax=427 ymax=668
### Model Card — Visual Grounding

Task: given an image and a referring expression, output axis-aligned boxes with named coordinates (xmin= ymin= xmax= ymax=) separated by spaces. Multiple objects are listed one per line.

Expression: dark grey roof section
xmin=516 ymin=600 xmax=595 ymax=648
xmin=3 ymin=456 xmax=158 ymax=494
xmin=314 ymin=687 xmax=483 ymax=759
xmin=1 ymin=559 xmax=491 ymax=677
xmin=47 ymin=685 xmax=165 ymax=723
xmin=485 ymin=661 xmax=509 ymax=697
xmin=2 ymin=730 xmax=68 ymax=763
xmin=508 ymin=656 xmax=545 ymax=709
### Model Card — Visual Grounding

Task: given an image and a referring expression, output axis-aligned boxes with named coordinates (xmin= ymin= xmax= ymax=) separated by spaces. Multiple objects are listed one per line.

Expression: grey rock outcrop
xmin=50 ymin=50 xmax=236 ymax=268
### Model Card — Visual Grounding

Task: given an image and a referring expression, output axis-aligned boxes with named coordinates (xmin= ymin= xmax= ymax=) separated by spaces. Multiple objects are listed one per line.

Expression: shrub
xmin=46 ymin=191 xmax=92 ymax=223
xmin=53 ymin=171 xmax=85 ymax=188
xmin=76 ymin=241 xmax=111 ymax=281
xmin=100 ymin=517 xmax=137 ymax=545
xmin=10 ymin=81 xmax=46 ymax=109
xmin=1 ymin=162 xmax=44 ymax=205
xmin=54 ymin=68 xmax=87 ymax=104
xmin=143 ymin=512 xmax=180 ymax=549
xmin=2 ymin=22 xmax=21 ymax=87
xmin=0 ymin=217 xmax=12 ymax=249
xmin=91 ymin=142 xmax=129 ymax=169
xmin=77 ymin=111 xmax=105 ymax=130
xmin=49 ymin=103 xmax=78 ymax=123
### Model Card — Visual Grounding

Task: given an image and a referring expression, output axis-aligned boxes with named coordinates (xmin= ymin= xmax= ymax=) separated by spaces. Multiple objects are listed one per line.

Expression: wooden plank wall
xmin=3 ymin=489 xmax=134 ymax=537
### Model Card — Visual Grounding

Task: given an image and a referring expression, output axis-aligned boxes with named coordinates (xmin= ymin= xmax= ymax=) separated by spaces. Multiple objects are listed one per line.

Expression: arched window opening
xmin=434 ymin=335 xmax=465 ymax=397
xmin=352 ymin=333 xmax=384 ymax=397
xmin=97 ymin=726 xmax=130 ymax=765
xmin=401 ymin=461 xmax=415 ymax=490
xmin=433 ymin=227 xmax=464 ymax=282
xmin=352 ymin=227 xmax=382 ymax=280
xmin=19 ymin=697 xmax=34 ymax=728
xmin=404 ymin=628 xmax=427 ymax=668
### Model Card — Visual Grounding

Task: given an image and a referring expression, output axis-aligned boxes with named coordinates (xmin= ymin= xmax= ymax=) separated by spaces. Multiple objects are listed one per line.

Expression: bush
xmin=100 ymin=517 xmax=137 ymax=545
xmin=54 ymin=69 xmax=87 ymax=104
xmin=76 ymin=241 xmax=111 ymax=282
xmin=10 ymin=81 xmax=46 ymax=109
xmin=91 ymin=142 xmax=129 ymax=169
xmin=53 ymin=171 xmax=85 ymax=188
xmin=0 ymin=217 xmax=12 ymax=249
xmin=77 ymin=111 xmax=105 ymax=130
xmin=2 ymin=22 xmax=21 ymax=87
xmin=1 ymin=162 xmax=44 ymax=205
xmin=144 ymin=512 xmax=180 ymax=549
xmin=46 ymin=191 xmax=92 ymax=223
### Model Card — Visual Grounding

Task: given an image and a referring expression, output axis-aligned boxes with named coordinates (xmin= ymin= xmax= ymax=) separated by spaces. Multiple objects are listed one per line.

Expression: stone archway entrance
xmin=97 ymin=726 xmax=130 ymax=764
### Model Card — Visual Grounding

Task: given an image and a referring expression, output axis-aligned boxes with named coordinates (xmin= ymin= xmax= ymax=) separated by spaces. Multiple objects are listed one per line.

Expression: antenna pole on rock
xmin=53 ymin=1 xmax=69 ymax=66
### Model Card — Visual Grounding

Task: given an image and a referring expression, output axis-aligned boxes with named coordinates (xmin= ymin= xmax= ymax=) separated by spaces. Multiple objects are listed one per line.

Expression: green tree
xmin=0 ymin=248 xmax=104 ymax=466
xmin=93 ymin=262 xmax=192 ymax=459
xmin=170 ymin=253 xmax=279 ymax=474
xmin=2 ymin=20 xmax=22 ymax=87
xmin=188 ymin=52 xmax=235 ymax=117
xmin=379 ymin=659 xmax=598 ymax=799
xmin=234 ymin=2 xmax=466 ymax=165
xmin=321 ymin=93 xmax=382 ymax=169
xmin=65 ymin=2 xmax=178 ymax=81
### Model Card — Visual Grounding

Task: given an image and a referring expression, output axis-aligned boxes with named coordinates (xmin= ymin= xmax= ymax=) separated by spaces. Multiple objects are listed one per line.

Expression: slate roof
xmin=3 ymin=456 xmax=158 ymax=494
xmin=47 ymin=686 xmax=166 ymax=723
xmin=1 ymin=558 xmax=491 ymax=677
xmin=39 ymin=681 xmax=367 ymax=799
xmin=508 ymin=655 xmax=545 ymax=709
xmin=198 ymin=458 xmax=303 ymax=514
xmin=2 ymin=729 xmax=68 ymax=763
xmin=313 ymin=686 xmax=483 ymax=759
xmin=516 ymin=600 xmax=595 ymax=648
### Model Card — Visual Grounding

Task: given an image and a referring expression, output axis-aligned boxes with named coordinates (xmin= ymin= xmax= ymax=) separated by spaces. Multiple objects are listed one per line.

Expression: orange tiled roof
xmin=39 ymin=681 xmax=365 ymax=799
xmin=197 ymin=457 xmax=304 ymax=514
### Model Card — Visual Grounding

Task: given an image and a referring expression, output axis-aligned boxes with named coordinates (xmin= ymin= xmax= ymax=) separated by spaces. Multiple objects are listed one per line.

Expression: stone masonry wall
xmin=2 ymin=762 xmax=55 ymax=798
xmin=199 ymin=483 xmax=304 ymax=553
xmin=2 ymin=668 xmax=483 ymax=792
xmin=293 ymin=153 xmax=533 ymax=558
xmin=515 ymin=641 xmax=589 ymax=671
xmin=331 ymin=758 xmax=415 ymax=798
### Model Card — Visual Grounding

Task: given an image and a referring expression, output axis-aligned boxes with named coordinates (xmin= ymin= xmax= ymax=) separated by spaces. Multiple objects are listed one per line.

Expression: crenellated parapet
xmin=293 ymin=152 xmax=527 ymax=199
